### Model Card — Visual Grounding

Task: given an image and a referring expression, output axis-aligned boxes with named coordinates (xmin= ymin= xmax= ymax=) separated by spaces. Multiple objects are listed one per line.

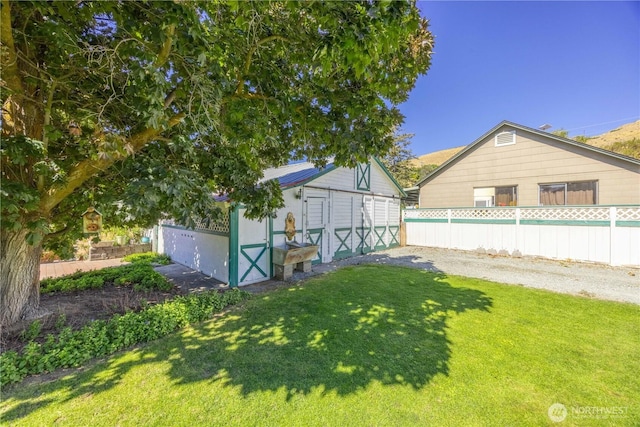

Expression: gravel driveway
xmin=314 ymin=246 xmax=640 ymax=305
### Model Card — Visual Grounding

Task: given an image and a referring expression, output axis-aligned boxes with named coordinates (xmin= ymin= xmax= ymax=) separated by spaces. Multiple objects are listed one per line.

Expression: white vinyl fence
xmin=403 ymin=206 xmax=640 ymax=267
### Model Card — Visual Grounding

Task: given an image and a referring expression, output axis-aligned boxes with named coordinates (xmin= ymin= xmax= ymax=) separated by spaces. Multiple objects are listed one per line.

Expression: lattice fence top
xmin=404 ymin=206 xmax=640 ymax=222
xmin=451 ymin=208 xmax=515 ymax=220
xmin=519 ymin=207 xmax=610 ymax=221
xmin=195 ymin=212 xmax=230 ymax=234
xmin=404 ymin=209 xmax=448 ymax=219
xmin=617 ymin=207 xmax=640 ymax=221
xmin=161 ymin=211 xmax=230 ymax=234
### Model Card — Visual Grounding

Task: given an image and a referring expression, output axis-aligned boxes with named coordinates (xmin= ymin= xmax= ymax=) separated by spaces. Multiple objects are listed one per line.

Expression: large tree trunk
xmin=0 ymin=229 xmax=43 ymax=327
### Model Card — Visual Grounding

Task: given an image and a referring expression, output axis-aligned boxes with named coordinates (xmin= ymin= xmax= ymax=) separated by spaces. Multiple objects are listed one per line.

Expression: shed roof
xmin=261 ymin=157 xmax=406 ymax=196
xmin=217 ymin=157 xmax=405 ymax=202
xmin=260 ymin=160 xmax=336 ymax=188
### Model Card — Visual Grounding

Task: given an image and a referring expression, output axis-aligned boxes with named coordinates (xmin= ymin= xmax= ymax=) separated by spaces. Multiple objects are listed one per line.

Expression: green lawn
xmin=2 ymin=265 xmax=638 ymax=426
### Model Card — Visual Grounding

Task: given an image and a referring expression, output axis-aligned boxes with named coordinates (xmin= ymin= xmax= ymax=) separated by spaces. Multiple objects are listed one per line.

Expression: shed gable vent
xmin=495 ymin=130 xmax=516 ymax=146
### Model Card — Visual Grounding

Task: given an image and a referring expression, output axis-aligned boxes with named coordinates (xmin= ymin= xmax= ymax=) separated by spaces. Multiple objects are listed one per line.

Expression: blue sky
xmin=399 ymin=1 xmax=640 ymax=155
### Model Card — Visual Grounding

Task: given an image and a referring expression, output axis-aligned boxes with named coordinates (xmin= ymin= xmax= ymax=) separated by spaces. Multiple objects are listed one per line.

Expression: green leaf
xmin=26 ymin=231 xmax=44 ymax=246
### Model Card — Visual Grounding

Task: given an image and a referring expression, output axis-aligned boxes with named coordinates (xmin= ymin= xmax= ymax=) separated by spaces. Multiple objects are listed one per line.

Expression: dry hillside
xmin=412 ymin=120 xmax=640 ymax=166
xmin=582 ymin=120 xmax=640 ymax=155
xmin=410 ymin=146 xmax=464 ymax=167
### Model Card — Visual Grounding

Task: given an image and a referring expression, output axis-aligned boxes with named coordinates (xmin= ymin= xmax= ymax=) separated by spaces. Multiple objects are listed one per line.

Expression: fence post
xmin=515 ymin=207 xmax=521 ymax=255
xmin=610 ymin=206 xmax=617 ymax=266
xmin=447 ymin=208 xmax=452 ymax=249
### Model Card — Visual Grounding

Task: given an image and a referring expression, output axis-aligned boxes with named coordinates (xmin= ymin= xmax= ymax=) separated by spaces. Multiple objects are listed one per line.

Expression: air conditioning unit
xmin=474 ymin=197 xmax=494 ymax=207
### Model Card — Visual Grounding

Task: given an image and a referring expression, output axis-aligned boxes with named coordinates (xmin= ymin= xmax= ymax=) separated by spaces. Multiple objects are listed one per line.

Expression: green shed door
xmin=237 ymin=214 xmax=270 ymax=285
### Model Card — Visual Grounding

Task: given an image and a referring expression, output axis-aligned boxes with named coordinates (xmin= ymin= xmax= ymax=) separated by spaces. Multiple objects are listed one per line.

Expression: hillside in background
xmin=412 ymin=120 xmax=640 ymax=167
xmin=582 ymin=120 xmax=640 ymax=158
xmin=410 ymin=146 xmax=465 ymax=168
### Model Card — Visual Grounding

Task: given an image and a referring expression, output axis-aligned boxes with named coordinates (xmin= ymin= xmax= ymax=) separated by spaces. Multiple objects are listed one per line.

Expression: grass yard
xmin=1 ymin=265 xmax=638 ymax=426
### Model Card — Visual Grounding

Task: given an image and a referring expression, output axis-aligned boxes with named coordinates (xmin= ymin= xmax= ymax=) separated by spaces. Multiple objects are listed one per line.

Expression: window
xmin=495 ymin=186 xmax=518 ymax=206
xmin=495 ymin=130 xmax=516 ymax=146
xmin=474 ymin=186 xmax=518 ymax=207
xmin=539 ymin=181 xmax=597 ymax=205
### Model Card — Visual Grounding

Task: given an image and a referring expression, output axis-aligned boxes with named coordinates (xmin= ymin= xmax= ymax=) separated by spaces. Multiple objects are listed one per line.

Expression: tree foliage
xmin=380 ymin=130 xmax=442 ymax=188
xmin=379 ymin=129 xmax=418 ymax=188
xmin=416 ymin=163 xmax=439 ymax=181
xmin=551 ymin=129 xmax=569 ymax=138
xmin=2 ymin=0 xmax=433 ymax=237
xmin=0 ymin=0 xmax=433 ymax=325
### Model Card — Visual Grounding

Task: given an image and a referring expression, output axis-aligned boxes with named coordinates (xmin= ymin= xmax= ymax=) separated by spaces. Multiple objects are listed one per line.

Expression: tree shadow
xmin=164 ymin=264 xmax=492 ymax=398
xmin=1 ymin=264 xmax=492 ymax=421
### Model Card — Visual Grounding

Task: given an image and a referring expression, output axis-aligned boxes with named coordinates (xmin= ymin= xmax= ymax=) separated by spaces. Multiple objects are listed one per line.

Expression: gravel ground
xmin=296 ymin=246 xmax=640 ymax=305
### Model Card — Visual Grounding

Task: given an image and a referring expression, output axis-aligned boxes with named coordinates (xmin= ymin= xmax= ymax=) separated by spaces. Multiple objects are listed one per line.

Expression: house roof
xmin=416 ymin=120 xmax=640 ymax=187
xmin=260 ymin=160 xmax=336 ymax=188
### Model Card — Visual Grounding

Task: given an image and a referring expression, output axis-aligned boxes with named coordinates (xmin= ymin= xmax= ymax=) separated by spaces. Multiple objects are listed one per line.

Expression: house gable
xmin=418 ymin=121 xmax=640 ymax=207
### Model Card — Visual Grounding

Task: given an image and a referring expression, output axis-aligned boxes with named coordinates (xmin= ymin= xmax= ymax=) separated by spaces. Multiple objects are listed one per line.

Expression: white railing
xmin=403 ymin=206 xmax=640 ymax=267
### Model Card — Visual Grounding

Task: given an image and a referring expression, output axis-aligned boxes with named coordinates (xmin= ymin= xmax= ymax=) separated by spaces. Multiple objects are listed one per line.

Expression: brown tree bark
xmin=0 ymin=229 xmax=43 ymax=327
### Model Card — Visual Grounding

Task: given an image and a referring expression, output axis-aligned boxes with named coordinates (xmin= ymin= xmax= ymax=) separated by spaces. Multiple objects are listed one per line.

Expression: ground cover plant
xmin=2 ymin=256 xmax=175 ymax=355
xmin=122 ymin=252 xmax=171 ymax=265
xmin=39 ymin=263 xmax=172 ymax=294
xmin=0 ymin=289 xmax=250 ymax=386
xmin=1 ymin=265 xmax=638 ymax=426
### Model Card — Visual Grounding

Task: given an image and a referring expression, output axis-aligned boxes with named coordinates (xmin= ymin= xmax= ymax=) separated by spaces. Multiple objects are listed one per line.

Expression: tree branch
xmin=235 ymin=35 xmax=288 ymax=95
xmin=44 ymin=225 xmax=70 ymax=239
xmin=38 ymin=80 xmax=57 ymax=192
xmin=163 ymin=88 xmax=177 ymax=108
xmin=154 ymin=24 xmax=175 ymax=68
xmin=39 ymin=112 xmax=186 ymax=214
xmin=0 ymin=0 xmax=23 ymax=94
xmin=225 ymin=92 xmax=275 ymax=103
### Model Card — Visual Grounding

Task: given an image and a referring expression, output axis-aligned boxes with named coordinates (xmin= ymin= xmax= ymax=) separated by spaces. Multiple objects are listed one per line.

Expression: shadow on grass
xmin=1 ymin=263 xmax=492 ymax=420
xmin=175 ymin=265 xmax=492 ymax=398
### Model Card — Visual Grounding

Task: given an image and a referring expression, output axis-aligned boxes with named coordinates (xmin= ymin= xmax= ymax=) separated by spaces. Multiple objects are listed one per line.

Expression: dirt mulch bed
xmin=1 ymin=285 xmax=184 ymax=354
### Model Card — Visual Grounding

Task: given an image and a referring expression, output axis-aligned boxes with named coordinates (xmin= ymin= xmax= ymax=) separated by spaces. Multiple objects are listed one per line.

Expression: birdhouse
xmin=81 ymin=207 xmax=102 ymax=234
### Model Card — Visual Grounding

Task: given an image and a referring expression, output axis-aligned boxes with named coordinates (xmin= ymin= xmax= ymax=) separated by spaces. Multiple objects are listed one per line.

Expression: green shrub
xmin=122 ymin=252 xmax=171 ymax=265
xmin=114 ymin=264 xmax=173 ymax=292
xmin=40 ymin=263 xmax=172 ymax=294
xmin=0 ymin=289 xmax=250 ymax=387
xmin=0 ymin=351 xmax=24 ymax=385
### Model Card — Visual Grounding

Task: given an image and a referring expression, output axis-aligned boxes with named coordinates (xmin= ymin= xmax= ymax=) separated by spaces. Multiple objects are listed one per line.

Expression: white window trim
xmin=494 ymin=130 xmax=516 ymax=147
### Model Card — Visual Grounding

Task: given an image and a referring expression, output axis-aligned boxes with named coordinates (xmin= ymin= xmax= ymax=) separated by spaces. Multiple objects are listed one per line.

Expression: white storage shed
xmin=157 ymin=158 xmax=404 ymax=286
